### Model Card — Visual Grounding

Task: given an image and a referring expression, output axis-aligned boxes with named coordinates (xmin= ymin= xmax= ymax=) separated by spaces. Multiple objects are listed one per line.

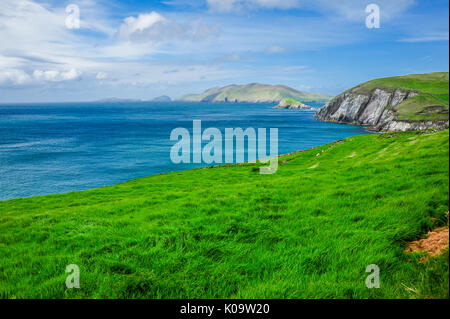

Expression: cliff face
xmin=317 ymin=88 xmax=449 ymax=132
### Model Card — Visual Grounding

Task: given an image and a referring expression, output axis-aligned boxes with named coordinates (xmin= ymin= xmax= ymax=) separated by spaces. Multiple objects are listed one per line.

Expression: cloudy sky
xmin=0 ymin=0 xmax=448 ymax=103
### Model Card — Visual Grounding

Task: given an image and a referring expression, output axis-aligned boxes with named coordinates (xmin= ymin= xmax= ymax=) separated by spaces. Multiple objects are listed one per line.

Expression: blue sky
xmin=0 ymin=0 xmax=448 ymax=102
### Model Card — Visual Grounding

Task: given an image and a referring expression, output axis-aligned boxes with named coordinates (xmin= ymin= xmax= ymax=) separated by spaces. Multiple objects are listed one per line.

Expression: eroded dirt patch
xmin=406 ymin=227 xmax=449 ymax=261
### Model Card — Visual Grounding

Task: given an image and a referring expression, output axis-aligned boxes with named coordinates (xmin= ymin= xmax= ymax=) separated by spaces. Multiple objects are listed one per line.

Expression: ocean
xmin=0 ymin=102 xmax=368 ymax=200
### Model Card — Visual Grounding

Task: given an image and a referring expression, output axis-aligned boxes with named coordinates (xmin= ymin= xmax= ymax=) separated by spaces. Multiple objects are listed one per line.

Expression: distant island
xmin=275 ymin=98 xmax=311 ymax=109
xmin=151 ymin=95 xmax=172 ymax=102
xmin=178 ymin=83 xmax=332 ymax=104
xmin=94 ymin=84 xmax=331 ymax=105
xmin=94 ymin=96 xmax=172 ymax=103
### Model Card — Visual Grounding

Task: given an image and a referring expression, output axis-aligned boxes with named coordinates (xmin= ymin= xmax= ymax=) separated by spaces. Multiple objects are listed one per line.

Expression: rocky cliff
xmin=317 ymin=73 xmax=449 ymax=132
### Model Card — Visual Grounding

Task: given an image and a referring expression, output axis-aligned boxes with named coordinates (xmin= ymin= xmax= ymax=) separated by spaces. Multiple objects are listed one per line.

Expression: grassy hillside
xmin=358 ymin=72 xmax=449 ymax=95
xmin=0 ymin=130 xmax=448 ymax=299
xmin=179 ymin=83 xmax=332 ymax=103
xmin=276 ymin=98 xmax=310 ymax=109
xmin=279 ymin=97 xmax=302 ymax=106
xmin=358 ymin=72 xmax=449 ymax=121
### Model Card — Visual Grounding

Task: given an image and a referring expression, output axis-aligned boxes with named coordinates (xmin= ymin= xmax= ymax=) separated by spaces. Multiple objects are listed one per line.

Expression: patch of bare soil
xmin=406 ymin=227 xmax=449 ymax=261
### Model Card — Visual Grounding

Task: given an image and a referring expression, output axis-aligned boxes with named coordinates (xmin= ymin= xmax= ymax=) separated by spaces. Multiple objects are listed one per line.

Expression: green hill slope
xmin=275 ymin=97 xmax=311 ymax=109
xmin=357 ymin=72 xmax=449 ymax=95
xmin=178 ymin=83 xmax=332 ymax=103
xmin=0 ymin=130 xmax=448 ymax=299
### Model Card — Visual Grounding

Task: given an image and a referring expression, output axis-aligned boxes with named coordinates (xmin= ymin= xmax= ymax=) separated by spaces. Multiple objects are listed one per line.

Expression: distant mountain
xmin=178 ymin=83 xmax=332 ymax=103
xmin=151 ymin=95 xmax=172 ymax=102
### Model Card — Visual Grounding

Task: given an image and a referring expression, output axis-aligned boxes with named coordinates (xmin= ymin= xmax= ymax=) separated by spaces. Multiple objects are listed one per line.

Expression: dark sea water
xmin=0 ymin=102 xmax=368 ymax=200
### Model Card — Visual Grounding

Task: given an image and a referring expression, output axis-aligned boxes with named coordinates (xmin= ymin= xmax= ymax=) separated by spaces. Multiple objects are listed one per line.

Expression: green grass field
xmin=280 ymin=97 xmax=300 ymax=105
xmin=0 ymin=130 xmax=448 ymax=299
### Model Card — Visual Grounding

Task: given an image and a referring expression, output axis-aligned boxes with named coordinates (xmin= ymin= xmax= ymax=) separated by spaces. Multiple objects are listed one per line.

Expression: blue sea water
xmin=0 ymin=102 xmax=368 ymax=200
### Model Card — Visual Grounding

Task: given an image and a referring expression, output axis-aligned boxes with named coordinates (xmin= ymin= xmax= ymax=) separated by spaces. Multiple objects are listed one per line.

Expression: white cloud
xmin=33 ymin=69 xmax=82 ymax=82
xmin=0 ymin=68 xmax=82 ymax=86
xmin=116 ymin=12 xmax=219 ymax=43
xmin=62 ymin=69 xmax=83 ymax=81
xmin=0 ymin=69 xmax=32 ymax=85
xmin=0 ymin=1 xmax=92 ymax=75
xmin=0 ymin=56 xmax=28 ymax=69
xmin=96 ymin=72 xmax=107 ymax=80
xmin=117 ymin=12 xmax=167 ymax=40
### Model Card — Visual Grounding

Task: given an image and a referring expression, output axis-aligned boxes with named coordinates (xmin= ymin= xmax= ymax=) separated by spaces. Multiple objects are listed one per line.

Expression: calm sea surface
xmin=0 ymin=102 xmax=368 ymax=200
